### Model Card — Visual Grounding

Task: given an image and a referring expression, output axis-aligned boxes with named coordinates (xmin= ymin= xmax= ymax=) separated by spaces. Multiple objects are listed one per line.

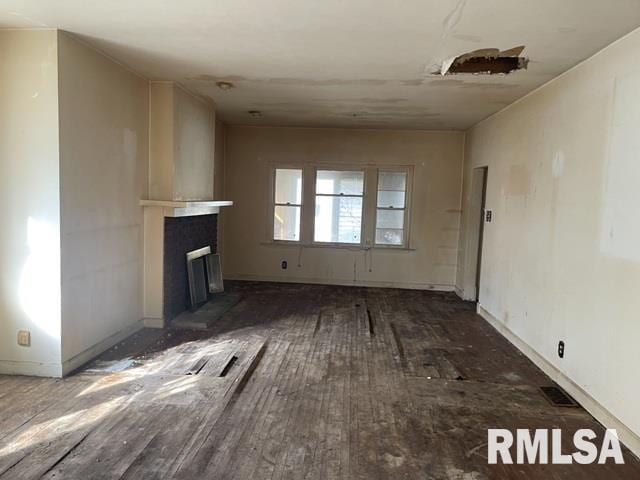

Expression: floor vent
xmin=540 ymin=386 xmax=580 ymax=408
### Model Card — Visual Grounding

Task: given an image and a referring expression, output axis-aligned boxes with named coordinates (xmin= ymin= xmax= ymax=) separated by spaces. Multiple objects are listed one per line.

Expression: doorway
xmin=474 ymin=167 xmax=488 ymax=301
xmin=463 ymin=166 xmax=488 ymax=302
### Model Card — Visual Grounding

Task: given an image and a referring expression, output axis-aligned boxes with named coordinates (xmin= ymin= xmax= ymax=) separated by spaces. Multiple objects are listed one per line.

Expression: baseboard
xmin=0 ymin=359 xmax=62 ymax=377
xmin=144 ymin=317 xmax=165 ymax=329
xmin=477 ymin=303 xmax=640 ymax=459
xmin=61 ymin=319 xmax=145 ymax=376
xmin=454 ymin=284 xmax=477 ymax=302
xmin=224 ymin=273 xmax=455 ymax=292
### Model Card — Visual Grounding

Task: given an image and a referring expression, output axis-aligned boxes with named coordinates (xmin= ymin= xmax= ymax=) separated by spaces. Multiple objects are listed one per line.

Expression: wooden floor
xmin=1 ymin=281 xmax=638 ymax=479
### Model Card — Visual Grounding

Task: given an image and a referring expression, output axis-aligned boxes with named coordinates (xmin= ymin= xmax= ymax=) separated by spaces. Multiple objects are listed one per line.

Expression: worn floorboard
xmin=0 ymin=281 xmax=638 ymax=479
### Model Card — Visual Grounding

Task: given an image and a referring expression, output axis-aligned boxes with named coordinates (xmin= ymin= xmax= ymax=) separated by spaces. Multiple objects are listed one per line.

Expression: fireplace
xmin=141 ymin=199 xmax=232 ymax=328
xmin=163 ymin=214 xmax=218 ymax=321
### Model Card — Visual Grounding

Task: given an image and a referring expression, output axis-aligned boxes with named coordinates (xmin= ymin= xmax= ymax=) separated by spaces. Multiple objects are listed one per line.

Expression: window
xmin=273 ymin=168 xmax=302 ymax=241
xmin=375 ymin=170 xmax=408 ymax=246
xmin=270 ymin=165 xmax=411 ymax=247
xmin=314 ymin=170 xmax=364 ymax=244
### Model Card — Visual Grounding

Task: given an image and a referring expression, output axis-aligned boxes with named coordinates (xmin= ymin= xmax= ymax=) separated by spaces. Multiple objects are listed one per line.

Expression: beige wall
xmin=214 ymin=120 xmax=227 ymax=257
xmin=458 ymin=28 xmax=640 ymax=454
xmin=173 ymin=86 xmax=215 ymax=200
xmin=223 ymin=126 xmax=464 ymax=288
xmin=58 ymin=32 xmax=149 ymax=373
xmin=149 ymin=82 xmax=174 ymax=200
xmin=148 ymin=82 xmax=216 ymax=201
xmin=214 ymin=120 xmax=226 ymax=201
xmin=0 ymin=30 xmax=62 ymax=376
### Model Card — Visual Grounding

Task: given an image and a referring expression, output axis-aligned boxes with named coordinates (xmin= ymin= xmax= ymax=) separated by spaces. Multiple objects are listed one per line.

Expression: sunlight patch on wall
xmin=19 ymin=217 xmax=61 ymax=338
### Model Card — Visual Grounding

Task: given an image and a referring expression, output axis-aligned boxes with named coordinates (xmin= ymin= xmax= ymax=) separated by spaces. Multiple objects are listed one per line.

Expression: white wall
xmin=58 ymin=32 xmax=149 ymax=373
xmin=458 ymin=27 xmax=640 ymax=454
xmin=0 ymin=30 xmax=62 ymax=376
xmin=223 ymin=126 xmax=464 ymax=289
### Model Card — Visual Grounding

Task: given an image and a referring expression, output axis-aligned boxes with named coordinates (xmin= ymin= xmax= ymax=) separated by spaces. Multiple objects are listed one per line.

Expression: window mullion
xmin=300 ymin=164 xmax=315 ymax=243
xmin=363 ymin=167 xmax=378 ymax=247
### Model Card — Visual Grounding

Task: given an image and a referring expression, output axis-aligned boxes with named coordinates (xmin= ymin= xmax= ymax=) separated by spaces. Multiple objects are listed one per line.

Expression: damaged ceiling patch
xmin=439 ymin=46 xmax=529 ymax=75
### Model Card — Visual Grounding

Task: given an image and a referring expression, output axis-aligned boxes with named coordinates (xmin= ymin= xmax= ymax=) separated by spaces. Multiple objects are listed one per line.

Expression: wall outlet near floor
xmin=17 ymin=330 xmax=31 ymax=347
xmin=281 ymin=260 xmax=287 ymax=270
xmin=558 ymin=340 xmax=565 ymax=358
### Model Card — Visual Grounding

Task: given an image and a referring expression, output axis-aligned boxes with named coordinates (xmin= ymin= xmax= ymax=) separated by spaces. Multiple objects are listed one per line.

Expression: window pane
xmin=376 ymin=209 xmax=404 ymax=246
xmin=377 ymin=190 xmax=405 ymax=208
xmin=378 ymin=171 xmax=407 ymax=191
xmin=375 ymin=228 xmax=404 ymax=246
xmin=275 ymin=168 xmax=302 ymax=205
xmin=376 ymin=209 xmax=404 ymax=229
xmin=314 ymin=196 xmax=362 ymax=243
xmin=274 ymin=205 xmax=300 ymax=241
xmin=316 ymin=170 xmax=364 ymax=195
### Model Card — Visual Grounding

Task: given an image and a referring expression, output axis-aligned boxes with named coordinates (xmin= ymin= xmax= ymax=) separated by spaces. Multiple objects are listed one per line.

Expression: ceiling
xmin=2 ymin=0 xmax=640 ymax=130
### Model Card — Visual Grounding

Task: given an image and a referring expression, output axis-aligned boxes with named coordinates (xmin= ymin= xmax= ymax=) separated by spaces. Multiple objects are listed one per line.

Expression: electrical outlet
xmin=558 ymin=340 xmax=565 ymax=358
xmin=281 ymin=260 xmax=287 ymax=270
xmin=17 ymin=330 xmax=31 ymax=347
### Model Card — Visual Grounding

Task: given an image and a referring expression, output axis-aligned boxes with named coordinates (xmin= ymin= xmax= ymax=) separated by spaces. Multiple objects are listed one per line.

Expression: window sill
xmin=260 ymin=241 xmax=415 ymax=252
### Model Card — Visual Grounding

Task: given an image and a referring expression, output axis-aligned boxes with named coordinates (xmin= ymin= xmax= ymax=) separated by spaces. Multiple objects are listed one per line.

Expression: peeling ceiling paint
xmin=1 ymin=0 xmax=639 ymax=129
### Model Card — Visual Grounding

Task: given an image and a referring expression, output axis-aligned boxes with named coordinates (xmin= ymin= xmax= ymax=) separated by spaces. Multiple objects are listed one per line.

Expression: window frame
xmin=312 ymin=166 xmax=367 ymax=246
xmin=373 ymin=167 xmax=412 ymax=249
xmin=271 ymin=166 xmax=304 ymax=243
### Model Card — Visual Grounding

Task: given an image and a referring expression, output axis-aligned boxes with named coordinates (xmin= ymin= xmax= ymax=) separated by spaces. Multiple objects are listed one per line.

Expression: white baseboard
xmin=0 ymin=359 xmax=62 ymax=377
xmin=224 ymin=273 xmax=455 ymax=292
xmin=61 ymin=319 xmax=145 ymax=376
xmin=454 ymin=284 xmax=477 ymax=302
xmin=477 ymin=303 xmax=640 ymax=459
xmin=144 ymin=317 xmax=165 ymax=329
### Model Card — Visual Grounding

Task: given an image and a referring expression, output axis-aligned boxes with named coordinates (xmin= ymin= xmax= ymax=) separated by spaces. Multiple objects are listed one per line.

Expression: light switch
xmin=17 ymin=330 xmax=30 ymax=347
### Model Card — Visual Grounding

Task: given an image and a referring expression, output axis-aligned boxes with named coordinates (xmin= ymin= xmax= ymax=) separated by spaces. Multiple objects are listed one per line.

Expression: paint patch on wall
xmin=600 ymin=73 xmax=640 ymax=262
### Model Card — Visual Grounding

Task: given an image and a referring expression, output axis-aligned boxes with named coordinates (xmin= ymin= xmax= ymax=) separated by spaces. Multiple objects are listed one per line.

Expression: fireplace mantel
xmin=140 ymin=199 xmax=233 ymax=217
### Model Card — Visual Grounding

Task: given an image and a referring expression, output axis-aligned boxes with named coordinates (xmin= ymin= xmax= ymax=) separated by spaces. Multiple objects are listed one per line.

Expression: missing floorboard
xmin=389 ymin=322 xmax=407 ymax=368
xmin=219 ymin=355 xmax=239 ymax=377
xmin=186 ymin=357 xmax=209 ymax=375
xmin=233 ymin=343 xmax=267 ymax=396
xmin=366 ymin=309 xmax=375 ymax=336
xmin=313 ymin=313 xmax=322 ymax=337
